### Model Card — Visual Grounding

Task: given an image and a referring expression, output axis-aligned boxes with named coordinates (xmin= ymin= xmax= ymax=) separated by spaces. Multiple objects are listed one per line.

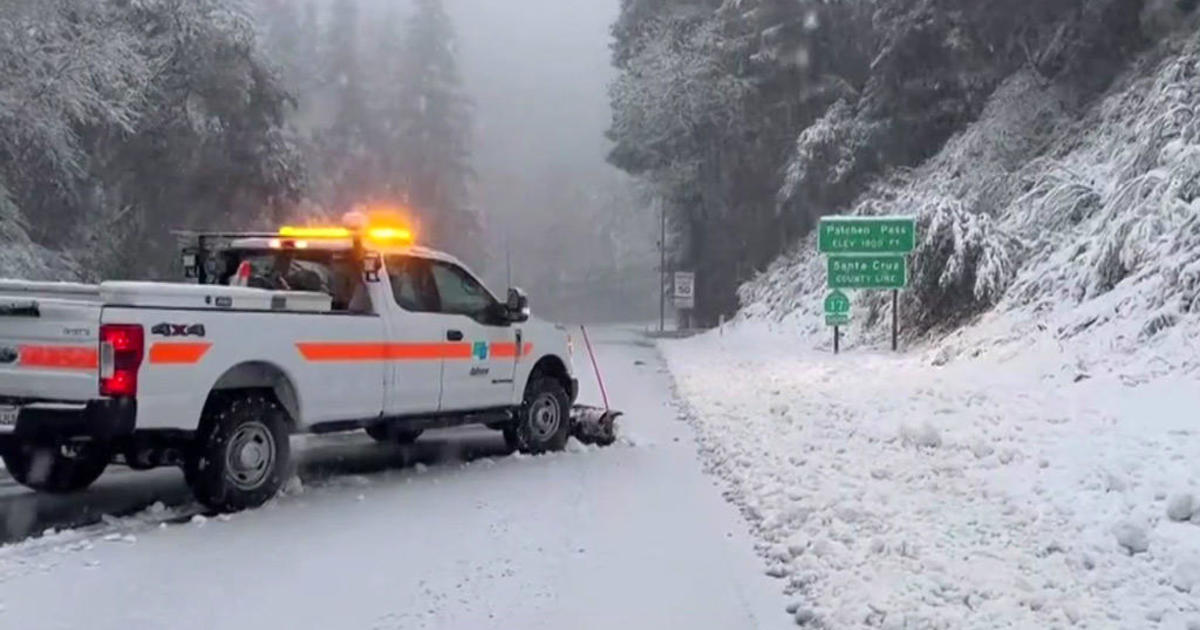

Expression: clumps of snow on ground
xmin=565 ymin=437 xmax=594 ymax=453
xmin=661 ymin=322 xmax=1200 ymax=628
xmin=899 ymin=421 xmax=942 ymax=449
xmin=1167 ymin=493 xmax=1198 ymax=522
xmin=1113 ymin=520 xmax=1151 ymax=555
xmin=282 ymin=475 xmax=304 ymax=495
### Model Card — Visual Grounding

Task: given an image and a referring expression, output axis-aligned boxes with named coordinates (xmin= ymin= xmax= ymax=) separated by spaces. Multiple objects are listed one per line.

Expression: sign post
xmin=674 ymin=271 xmax=695 ymax=329
xmin=817 ymin=216 xmax=916 ymax=352
xmin=892 ymin=289 xmax=899 ymax=351
xmin=824 ymin=290 xmax=851 ymax=354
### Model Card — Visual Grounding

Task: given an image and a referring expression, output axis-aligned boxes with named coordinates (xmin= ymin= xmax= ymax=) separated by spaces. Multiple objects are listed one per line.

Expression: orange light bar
xmin=367 ymin=227 xmax=413 ymax=243
xmin=276 ymin=223 xmax=413 ymax=245
xmin=279 ymin=226 xmax=352 ymax=239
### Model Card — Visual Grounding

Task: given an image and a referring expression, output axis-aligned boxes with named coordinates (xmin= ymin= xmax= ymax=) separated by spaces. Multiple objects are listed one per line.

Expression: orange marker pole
xmin=579 ymin=325 xmax=609 ymax=412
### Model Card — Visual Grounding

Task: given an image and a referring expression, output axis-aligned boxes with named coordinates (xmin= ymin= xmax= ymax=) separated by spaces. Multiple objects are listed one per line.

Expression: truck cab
xmin=0 ymin=221 xmax=579 ymax=511
xmin=202 ymin=229 xmax=573 ymax=420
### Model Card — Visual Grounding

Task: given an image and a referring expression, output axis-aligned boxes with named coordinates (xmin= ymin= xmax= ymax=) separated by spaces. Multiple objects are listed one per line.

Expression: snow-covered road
xmin=0 ymin=326 xmax=790 ymax=630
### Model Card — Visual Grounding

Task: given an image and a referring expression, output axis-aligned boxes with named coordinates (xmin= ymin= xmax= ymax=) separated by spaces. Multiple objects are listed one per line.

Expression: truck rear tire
xmin=508 ymin=377 xmax=571 ymax=454
xmin=1 ymin=441 xmax=109 ymax=494
xmin=365 ymin=424 xmax=423 ymax=444
xmin=186 ymin=394 xmax=290 ymax=512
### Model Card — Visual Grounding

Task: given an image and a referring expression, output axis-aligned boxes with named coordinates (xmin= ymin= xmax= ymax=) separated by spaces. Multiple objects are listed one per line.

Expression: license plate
xmin=0 ymin=405 xmax=18 ymax=428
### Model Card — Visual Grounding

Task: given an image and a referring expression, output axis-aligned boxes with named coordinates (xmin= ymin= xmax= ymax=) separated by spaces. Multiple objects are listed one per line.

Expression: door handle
xmin=446 ymin=329 xmax=464 ymax=341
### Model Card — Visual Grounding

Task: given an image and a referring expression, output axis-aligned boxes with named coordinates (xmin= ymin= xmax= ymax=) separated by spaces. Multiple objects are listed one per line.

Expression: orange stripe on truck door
xmin=18 ymin=345 xmax=98 ymax=370
xmin=490 ymin=342 xmax=518 ymax=358
xmin=149 ymin=342 xmax=212 ymax=365
xmin=490 ymin=342 xmax=534 ymax=359
xmin=296 ymin=343 xmax=389 ymax=362
xmin=296 ymin=342 xmax=472 ymax=362
xmin=424 ymin=343 xmax=473 ymax=360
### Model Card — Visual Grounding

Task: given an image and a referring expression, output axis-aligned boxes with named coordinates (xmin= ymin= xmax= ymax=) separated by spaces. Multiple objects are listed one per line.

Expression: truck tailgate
xmin=0 ymin=293 xmax=101 ymax=402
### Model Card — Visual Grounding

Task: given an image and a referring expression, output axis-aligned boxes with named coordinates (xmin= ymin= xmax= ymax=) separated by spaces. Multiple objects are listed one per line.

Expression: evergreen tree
xmin=315 ymin=0 xmax=381 ymax=211
xmin=394 ymin=0 xmax=477 ymax=258
xmin=88 ymin=0 xmax=305 ymax=277
xmin=0 ymin=0 xmax=304 ymax=279
xmin=370 ymin=6 xmax=409 ymax=205
xmin=257 ymin=0 xmax=303 ymax=88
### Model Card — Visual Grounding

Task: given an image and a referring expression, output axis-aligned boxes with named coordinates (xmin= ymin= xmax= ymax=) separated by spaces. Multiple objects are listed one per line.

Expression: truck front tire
xmin=1 ymin=441 xmax=109 ymax=494
xmin=186 ymin=394 xmax=290 ymax=512
xmin=507 ymin=377 xmax=571 ymax=454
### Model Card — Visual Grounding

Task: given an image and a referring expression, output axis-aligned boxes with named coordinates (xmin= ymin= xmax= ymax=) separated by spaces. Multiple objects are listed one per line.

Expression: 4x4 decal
xmin=151 ymin=323 xmax=206 ymax=338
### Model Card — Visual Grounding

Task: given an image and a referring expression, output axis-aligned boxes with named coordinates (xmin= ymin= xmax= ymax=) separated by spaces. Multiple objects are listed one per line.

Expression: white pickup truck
xmin=0 ymin=224 xmax=578 ymax=511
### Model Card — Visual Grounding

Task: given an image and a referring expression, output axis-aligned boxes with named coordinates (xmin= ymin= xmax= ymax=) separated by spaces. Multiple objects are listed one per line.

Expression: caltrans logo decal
xmin=472 ymin=341 xmax=489 ymax=360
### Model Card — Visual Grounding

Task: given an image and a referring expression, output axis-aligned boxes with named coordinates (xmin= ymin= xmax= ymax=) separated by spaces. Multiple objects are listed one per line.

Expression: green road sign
xmin=819 ymin=216 xmax=915 ymax=254
xmin=828 ymin=255 xmax=907 ymax=290
xmin=824 ymin=290 xmax=851 ymax=315
xmin=825 ymin=313 xmax=850 ymax=327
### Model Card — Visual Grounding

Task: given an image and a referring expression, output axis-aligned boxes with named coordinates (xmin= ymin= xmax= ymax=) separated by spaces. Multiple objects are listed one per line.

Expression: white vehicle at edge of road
xmin=0 ymin=219 xmax=578 ymax=512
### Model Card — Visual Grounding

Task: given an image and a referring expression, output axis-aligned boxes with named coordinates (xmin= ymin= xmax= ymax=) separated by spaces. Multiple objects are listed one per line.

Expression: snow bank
xmin=661 ymin=324 xmax=1200 ymax=628
xmin=0 ymin=222 xmax=80 ymax=282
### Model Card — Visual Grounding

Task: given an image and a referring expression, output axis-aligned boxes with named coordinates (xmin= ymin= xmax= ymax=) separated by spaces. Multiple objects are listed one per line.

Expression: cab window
xmin=386 ymin=256 xmax=439 ymax=312
xmin=428 ymin=261 xmax=497 ymax=320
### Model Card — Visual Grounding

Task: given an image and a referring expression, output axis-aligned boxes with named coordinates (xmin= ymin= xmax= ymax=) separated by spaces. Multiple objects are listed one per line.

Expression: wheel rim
xmin=528 ymin=393 xmax=561 ymax=442
xmin=224 ymin=421 xmax=276 ymax=490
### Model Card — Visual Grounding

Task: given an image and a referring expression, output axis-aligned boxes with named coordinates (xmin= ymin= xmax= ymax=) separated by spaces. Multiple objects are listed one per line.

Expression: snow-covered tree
xmin=393 ymin=0 xmax=477 ymax=259
xmin=87 ymin=0 xmax=305 ymax=277
xmin=609 ymin=0 xmax=1148 ymax=327
xmin=308 ymin=0 xmax=383 ymax=212
xmin=0 ymin=0 xmax=304 ymax=279
xmin=0 ymin=0 xmax=150 ymax=243
xmin=908 ymin=196 xmax=1020 ymax=329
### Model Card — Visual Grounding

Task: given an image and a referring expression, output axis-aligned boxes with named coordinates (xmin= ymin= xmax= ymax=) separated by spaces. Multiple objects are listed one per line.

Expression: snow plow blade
xmin=571 ymin=405 xmax=621 ymax=447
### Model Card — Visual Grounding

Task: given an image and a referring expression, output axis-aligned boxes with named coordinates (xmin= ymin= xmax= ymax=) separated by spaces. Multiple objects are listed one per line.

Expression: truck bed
xmin=0 ymin=280 xmax=334 ymax=404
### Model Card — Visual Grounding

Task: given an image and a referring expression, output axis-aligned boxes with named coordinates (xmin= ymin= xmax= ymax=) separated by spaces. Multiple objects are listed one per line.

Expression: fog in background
xmin=447 ymin=0 xmax=658 ymax=323
xmin=450 ymin=0 xmax=614 ymax=187
xmin=261 ymin=0 xmax=660 ymax=323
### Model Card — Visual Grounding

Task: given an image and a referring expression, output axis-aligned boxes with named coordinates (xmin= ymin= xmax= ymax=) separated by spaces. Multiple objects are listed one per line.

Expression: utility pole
xmin=658 ymin=199 xmax=666 ymax=333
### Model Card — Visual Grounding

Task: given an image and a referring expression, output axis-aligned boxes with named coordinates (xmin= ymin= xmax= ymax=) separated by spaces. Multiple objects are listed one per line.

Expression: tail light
xmin=100 ymin=324 xmax=144 ymax=397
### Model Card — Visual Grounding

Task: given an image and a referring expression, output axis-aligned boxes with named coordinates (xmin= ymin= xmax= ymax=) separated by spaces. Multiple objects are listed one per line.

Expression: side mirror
xmin=507 ymin=287 xmax=529 ymax=322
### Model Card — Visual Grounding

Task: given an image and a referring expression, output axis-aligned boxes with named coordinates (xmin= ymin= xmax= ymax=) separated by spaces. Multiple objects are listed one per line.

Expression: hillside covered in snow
xmin=739 ymin=20 xmax=1200 ymax=363
xmin=693 ymin=27 xmax=1200 ymax=624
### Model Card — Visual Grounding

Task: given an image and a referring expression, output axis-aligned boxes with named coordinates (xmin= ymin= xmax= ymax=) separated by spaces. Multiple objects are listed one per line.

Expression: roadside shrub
xmin=908 ymin=197 xmax=1020 ymax=330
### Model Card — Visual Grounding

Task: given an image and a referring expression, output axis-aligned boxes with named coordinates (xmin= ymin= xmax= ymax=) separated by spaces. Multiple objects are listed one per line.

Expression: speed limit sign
xmin=673 ymin=272 xmax=695 ymax=310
